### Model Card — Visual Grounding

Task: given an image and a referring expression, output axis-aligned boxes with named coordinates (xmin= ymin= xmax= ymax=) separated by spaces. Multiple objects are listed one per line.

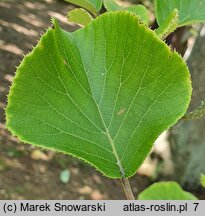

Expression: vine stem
xmin=120 ymin=177 xmax=135 ymax=200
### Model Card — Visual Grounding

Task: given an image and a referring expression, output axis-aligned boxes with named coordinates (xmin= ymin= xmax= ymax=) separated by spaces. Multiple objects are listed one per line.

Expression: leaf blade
xmin=6 ymin=12 xmax=192 ymax=178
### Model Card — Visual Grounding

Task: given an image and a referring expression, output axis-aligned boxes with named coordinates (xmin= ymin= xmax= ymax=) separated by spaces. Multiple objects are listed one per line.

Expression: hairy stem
xmin=120 ymin=178 xmax=135 ymax=200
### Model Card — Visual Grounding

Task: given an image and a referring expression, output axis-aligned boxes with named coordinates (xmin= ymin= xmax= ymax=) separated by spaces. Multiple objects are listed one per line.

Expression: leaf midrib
xmin=71 ymin=27 xmax=126 ymax=177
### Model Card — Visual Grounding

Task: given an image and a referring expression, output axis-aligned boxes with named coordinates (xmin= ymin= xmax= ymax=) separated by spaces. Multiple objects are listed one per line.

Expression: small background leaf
xmin=126 ymin=5 xmax=149 ymax=25
xmin=60 ymin=169 xmax=70 ymax=184
xmin=103 ymin=0 xmax=122 ymax=11
xmin=65 ymin=0 xmax=103 ymax=15
xmin=67 ymin=8 xmax=93 ymax=26
xmin=200 ymin=174 xmax=205 ymax=188
xmin=138 ymin=182 xmax=198 ymax=200
xmin=155 ymin=9 xmax=179 ymax=40
xmin=104 ymin=1 xmax=149 ymax=25
xmin=155 ymin=0 xmax=205 ymax=27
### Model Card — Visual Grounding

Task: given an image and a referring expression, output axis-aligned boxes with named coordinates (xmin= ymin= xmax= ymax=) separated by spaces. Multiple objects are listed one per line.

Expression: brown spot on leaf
xmin=63 ymin=59 xmax=68 ymax=65
xmin=117 ymin=108 xmax=126 ymax=115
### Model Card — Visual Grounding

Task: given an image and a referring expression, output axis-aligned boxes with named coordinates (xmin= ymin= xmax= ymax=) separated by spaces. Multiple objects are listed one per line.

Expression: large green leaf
xmin=138 ymin=182 xmax=198 ymax=200
xmin=65 ymin=0 xmax=103 ymax=15
xmin=6 ymin=12 xmax=191 ymax=178
xmin=155 ymin=0 xmax=205 ymax=27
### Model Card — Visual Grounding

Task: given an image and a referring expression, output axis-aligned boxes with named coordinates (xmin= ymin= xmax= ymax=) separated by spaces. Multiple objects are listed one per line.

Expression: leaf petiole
xmin=120 ymin=178 xmax=135 ymax=200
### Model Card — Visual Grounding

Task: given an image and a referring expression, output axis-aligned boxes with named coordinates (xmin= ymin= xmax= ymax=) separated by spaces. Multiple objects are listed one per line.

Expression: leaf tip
xmin=51 ymin=17 xmax=60 ymax=30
